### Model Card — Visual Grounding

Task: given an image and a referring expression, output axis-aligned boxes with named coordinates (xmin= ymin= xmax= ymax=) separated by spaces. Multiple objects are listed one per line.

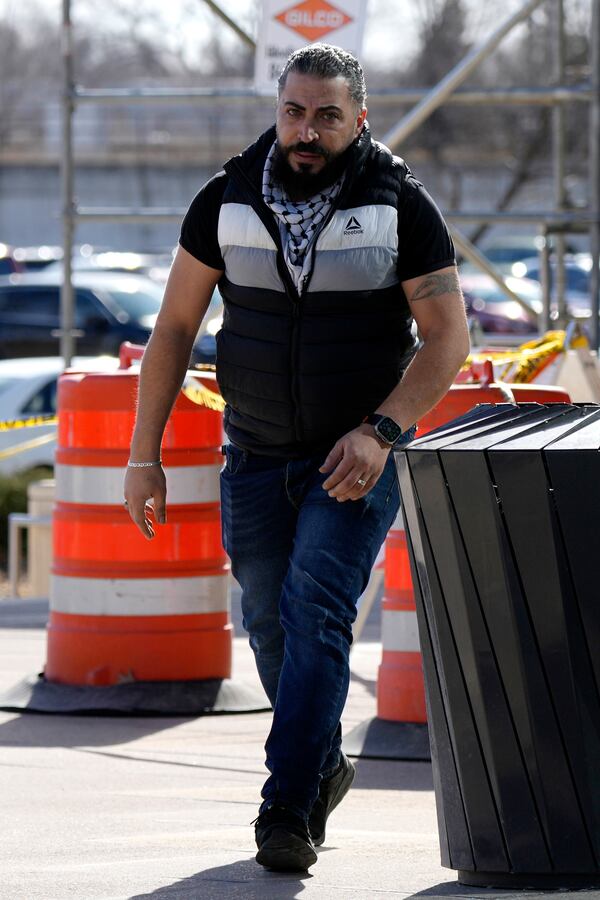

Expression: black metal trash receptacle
xmin=395 ymin=402 xmax=600 ymax=890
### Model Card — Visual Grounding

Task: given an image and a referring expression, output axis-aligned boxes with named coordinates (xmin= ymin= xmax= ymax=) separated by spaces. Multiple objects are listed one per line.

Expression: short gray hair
xmin=277 ymin=43 xmax=367 ymax=109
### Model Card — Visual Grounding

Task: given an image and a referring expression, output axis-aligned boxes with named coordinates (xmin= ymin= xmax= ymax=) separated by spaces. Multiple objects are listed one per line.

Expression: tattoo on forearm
xmin=409 ymin=272 xmax=462 ymax=301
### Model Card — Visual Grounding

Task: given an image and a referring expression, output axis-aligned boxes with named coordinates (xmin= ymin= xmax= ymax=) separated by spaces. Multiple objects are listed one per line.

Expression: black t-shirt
xmin=179 ymin=168 xmax=455 ymax=281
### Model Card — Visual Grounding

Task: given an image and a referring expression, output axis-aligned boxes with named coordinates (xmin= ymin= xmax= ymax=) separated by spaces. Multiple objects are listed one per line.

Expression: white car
xmin=0 ymin=356 xmax=122 ymax=476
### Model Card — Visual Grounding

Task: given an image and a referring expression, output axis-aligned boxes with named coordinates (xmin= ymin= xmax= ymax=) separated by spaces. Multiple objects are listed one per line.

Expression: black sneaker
xmin=254 ymin=804 xmax=318 ymax=871
xmin=309 ymin=752 xmax=356 ymax=846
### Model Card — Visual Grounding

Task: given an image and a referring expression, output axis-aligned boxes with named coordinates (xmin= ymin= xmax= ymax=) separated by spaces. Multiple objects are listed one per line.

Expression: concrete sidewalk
xmin=0 ymin=595 xmax=596 ymax=900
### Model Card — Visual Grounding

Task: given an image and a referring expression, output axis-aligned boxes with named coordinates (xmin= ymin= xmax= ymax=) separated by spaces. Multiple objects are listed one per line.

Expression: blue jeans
xmin=220 ymin=431 xmax=414 ymax=820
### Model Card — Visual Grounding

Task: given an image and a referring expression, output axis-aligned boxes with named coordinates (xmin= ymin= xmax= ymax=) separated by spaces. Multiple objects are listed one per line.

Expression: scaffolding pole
xmin=553 ymin=0 xmax=568 ymax=323
xmin=591 ymin=0 xmax=600 ymax=353
xmin=72 ymin=86 xmax=592 ymax=106
xmin=450 ymin=226 xmax=542 ymax=324
xmin=73 ymin=208 xmax=596 ymax=227
xmin=540 ymin=227 xmax=553 ymax=330
xmin=201 ymin=0 xmax=255 ymax=49
xmin=60 ymin=0 xmax=75 ymax=368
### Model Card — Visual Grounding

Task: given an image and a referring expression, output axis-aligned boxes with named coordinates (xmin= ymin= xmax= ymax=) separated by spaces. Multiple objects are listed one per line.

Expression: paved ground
xmin=0 ymin=590 xmax=599 ymax=900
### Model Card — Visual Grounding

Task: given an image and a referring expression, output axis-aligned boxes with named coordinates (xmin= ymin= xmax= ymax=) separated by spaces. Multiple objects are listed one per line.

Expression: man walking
xmin=124 ymin=44 xmax=469 ymax=872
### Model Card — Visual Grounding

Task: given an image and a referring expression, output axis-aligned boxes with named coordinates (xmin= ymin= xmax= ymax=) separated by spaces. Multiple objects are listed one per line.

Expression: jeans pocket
xmin=223 ymin=443 xmax=246 ymax=475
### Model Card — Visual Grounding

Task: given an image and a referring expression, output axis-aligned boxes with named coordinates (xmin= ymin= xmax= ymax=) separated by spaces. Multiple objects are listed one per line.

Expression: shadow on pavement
xmin=128 ymin=857 xmax=310 ymax=899
xmin=404 ymin=882 xmax=600 ymax=899
xmin=0 ymin=598 xmax=49 ymax=628
xmin=353 ymin=757 xmax=433 ymax=791
xmin=349 ymin=668 xmax=377 ymax=696
xmin=0 ymin=709 xmax=266 ymax=752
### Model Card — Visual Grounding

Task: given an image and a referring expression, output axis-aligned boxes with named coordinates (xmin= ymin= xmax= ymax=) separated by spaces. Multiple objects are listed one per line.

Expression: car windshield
xmin=100 ymin=281 xmax=163 ymax=319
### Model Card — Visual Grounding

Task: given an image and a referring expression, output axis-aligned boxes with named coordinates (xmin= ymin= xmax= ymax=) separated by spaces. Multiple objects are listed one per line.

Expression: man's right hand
xmin=122 ymin=247 xmax=223 ymax=540
xmin=124 ymin=465 xmax=167 ymax=540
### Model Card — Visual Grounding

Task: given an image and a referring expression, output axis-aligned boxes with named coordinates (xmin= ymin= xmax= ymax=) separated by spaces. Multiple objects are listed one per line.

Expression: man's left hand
xmin=319 ymin=425 xmax=390 ymax=502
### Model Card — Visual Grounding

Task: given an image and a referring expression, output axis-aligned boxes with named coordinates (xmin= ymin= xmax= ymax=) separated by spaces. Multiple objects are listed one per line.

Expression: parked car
xmin=12 ymin=245 xmax=63 ymax=271
xmin=0 ymin=355 xmax=122 ymax=475
xmin=460 ymin=272 xmax=542 ymax=342
xmin=509 ymin=255 xmax=592 ymax=320
xmin=478 ymin=236 xmax=546 ymax=272
xmin=43 ymin=248 xmax=176 ymax=283
xmin=0 ymin=242 xmax=24 ymax=275
xmin=0 ymin=270 xmax=213 ymax=363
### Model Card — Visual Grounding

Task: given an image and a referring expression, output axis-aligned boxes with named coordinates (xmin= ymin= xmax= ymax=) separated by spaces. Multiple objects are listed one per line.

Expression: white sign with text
xmin=254 ymin=0 xmax=368 ymax=95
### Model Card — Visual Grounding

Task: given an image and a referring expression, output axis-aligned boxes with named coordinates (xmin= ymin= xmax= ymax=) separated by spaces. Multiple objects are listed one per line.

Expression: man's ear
xmin=355 ymin=107 xmax=367 ymax=135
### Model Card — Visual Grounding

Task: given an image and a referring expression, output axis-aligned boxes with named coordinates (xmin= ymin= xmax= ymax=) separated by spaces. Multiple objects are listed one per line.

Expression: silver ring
xmin=123 ymin=500 xmax=128 ymax=507
xmin=357 ymin=478 xmax=367 ymax=487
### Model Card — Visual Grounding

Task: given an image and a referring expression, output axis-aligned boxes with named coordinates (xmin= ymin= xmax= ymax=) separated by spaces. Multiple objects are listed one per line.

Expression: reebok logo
xmin=344 ymin=216 xmax=363 ymax=235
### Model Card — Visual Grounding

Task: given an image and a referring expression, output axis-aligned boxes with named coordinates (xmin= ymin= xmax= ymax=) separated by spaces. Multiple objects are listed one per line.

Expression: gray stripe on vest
xmin=307 ymin=247 xmax=400 ymax=292
xmin=221 ymin=245 xmax=282 ymax=291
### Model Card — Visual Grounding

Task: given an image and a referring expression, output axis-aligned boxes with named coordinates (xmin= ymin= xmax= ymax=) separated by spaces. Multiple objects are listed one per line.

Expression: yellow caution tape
xmin=0 ymin=431 xmax=56 ymax=461
xmin=0 ymin=414 xmax=58 ymax=431
xmin=181 ymin=379 xmax=226 ymax=412
xmin=462 ymin=330 xmax=568 ymax=385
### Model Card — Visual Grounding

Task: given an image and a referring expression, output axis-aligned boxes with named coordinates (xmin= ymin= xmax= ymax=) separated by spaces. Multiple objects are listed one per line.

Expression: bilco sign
xmin=255 ymin=0 xmax=367 ymax=94
xmin=275 ymin=1 xmax=353 ymax=42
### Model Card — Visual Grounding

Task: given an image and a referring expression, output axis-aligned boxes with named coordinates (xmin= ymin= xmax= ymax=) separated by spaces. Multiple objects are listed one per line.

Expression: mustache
xmin=287 ymin=141 xmax=330 ymax=158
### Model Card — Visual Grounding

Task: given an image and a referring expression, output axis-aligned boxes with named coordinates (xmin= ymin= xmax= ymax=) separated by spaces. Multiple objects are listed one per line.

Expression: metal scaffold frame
xmin=60 ymin=0 xmax=600 ymax=364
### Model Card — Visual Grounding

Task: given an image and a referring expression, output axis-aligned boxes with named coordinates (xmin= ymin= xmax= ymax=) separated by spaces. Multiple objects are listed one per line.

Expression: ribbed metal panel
xmin=395 ymin=402 xmax=600 ymax=889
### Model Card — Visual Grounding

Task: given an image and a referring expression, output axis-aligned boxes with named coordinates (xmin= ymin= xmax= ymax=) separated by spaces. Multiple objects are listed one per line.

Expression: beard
xmin=270 ymin=138 xmax=354 ymax=200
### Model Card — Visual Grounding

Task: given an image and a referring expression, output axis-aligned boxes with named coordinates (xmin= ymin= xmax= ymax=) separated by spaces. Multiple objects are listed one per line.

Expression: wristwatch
xmin=363 ymin=414 xmax=403 ymax=447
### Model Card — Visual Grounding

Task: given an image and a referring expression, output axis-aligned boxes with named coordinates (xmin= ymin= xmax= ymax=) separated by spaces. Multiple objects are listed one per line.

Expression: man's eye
xmin=287 ymin=108 xmax=301 ymax=117
xmin=322 ymin=112 xmax=339 ymax=121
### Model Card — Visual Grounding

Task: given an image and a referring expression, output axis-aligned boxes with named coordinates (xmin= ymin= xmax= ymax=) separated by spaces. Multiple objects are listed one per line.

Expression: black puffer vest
xmin=216 ymin=124 xmax=417 ymax=457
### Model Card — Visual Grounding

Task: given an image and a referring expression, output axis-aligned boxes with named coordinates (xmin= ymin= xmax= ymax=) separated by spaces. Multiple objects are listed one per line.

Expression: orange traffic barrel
xmin=377 ymin=507 xmax=426 ymax=724
xmin=47 ymin=364 xmax=230 ymax=687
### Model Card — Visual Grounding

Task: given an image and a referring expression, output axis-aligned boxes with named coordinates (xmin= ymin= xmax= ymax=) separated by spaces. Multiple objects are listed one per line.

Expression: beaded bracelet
xmin=127 ymin=460 xmax=162 ymax=468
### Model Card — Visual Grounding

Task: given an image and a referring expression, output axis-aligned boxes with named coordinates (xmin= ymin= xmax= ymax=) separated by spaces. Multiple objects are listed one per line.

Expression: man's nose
xmin=298 ymin=121 xmax=319 ymax=143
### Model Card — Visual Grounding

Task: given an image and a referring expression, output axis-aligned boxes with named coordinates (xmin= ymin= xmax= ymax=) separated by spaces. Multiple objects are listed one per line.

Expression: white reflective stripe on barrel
xmin=381 ymin=609 xmax=420 ymax=652
xmin=50 ymin=574 xmax=229 ymax=616
xmin=55 ymin=463 xmax=221 ymax=505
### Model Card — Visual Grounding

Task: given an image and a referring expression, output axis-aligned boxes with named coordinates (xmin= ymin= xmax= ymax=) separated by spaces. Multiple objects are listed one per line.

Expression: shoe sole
xmin=256 ymin=835 xmax=318 ymax=872
xmin=311 ymin=758 xmax=356 ymax=847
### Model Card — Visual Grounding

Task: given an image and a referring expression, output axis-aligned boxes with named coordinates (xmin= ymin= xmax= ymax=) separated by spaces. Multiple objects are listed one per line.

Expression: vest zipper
xmin=297 ymin=167 xmax=356 ymax=299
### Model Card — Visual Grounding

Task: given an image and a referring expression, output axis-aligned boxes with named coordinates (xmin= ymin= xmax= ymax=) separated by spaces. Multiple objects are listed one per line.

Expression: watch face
xmin=377 ymin=417 xmax=402 ymax=444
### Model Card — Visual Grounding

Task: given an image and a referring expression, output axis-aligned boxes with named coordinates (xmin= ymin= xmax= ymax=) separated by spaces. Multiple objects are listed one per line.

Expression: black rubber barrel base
xmin=459 ymin=870 xmax=600 ymax=890
xmin=0 ymin=672 xmax=271 ymax=716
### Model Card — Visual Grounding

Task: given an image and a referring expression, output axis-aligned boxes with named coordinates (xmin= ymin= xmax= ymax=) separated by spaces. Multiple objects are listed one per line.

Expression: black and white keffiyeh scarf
xmin=262 ymin=141 xmax=343 ymax=289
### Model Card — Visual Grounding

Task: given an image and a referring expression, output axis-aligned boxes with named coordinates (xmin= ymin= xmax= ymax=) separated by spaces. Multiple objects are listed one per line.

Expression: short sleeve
xmin=179 ymin=172 xmax=227 ymax=270
xmin=396 ymin=172 xmax=455 ymax=282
